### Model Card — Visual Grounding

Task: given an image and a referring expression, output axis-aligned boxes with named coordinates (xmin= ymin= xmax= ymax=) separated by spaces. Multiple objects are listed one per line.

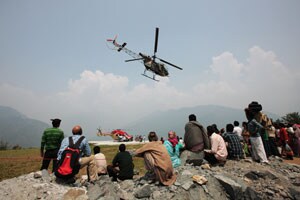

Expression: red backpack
xmin=55 ymin=136 xmax=85 ymax=179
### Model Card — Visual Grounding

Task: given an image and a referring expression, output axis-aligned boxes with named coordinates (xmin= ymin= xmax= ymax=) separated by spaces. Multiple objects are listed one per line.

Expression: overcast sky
xmin=0 ymin=1 xmax=299 ymax=137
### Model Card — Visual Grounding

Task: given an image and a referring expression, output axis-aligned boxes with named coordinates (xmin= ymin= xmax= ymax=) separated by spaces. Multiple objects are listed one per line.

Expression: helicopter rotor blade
xmin=125 ymin=58 xmax=144 ymax=62
xmin=157 ymin=57 xmax=183 ymax=70
xmin=154 ymin=27 xmax=159 ymax=56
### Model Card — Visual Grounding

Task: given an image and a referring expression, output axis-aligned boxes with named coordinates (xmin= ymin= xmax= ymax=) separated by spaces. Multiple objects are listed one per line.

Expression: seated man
xmin=135 ymin=131 xmax=177 ymax=186
xmin=107 ymin=144 xmax=134 ymax=182
xmin=56 ymin=125 xmax=98 ymax=183
xmin=222 ymin=124 xmax=244 ymax=160
xmin=180 ymin=114 xmax=211 ymax=166
xmin=93 ymin=146 xmax=107 ymax=175
xmin=204 ymin=126 xmax=228 ymax=166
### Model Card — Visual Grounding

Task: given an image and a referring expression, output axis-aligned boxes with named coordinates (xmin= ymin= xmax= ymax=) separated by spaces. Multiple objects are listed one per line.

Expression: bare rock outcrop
xmin=0 ymin=156 xmax=299 ymax=200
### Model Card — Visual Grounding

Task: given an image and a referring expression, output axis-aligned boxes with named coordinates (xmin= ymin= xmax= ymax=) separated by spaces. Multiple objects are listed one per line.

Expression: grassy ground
xmin=0 ymin=144 xmax=145 ymax=181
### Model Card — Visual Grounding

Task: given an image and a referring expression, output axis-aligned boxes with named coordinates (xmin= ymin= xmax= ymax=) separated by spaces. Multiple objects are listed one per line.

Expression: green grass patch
xmin=0 ymin=144 xmax=146 ymax=181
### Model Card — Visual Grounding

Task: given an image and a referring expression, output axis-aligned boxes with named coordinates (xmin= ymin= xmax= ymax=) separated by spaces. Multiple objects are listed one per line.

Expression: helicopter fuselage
xmin=139 ymin=53 xmax=169 ymax=77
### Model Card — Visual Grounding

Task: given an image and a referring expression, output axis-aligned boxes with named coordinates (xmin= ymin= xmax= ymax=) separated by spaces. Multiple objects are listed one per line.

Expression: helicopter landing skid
xmin=141 ymin=74 xmax=159 ymax=81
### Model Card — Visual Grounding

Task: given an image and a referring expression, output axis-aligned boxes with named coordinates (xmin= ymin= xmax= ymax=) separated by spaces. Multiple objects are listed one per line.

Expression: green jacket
xmin=41 ymin=127 xmax=64 ymax=150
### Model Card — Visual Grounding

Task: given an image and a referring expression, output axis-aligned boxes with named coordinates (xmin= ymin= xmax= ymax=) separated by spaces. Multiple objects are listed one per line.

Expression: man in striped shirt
xmin=40 ymin=118 xmax=64 ymax=172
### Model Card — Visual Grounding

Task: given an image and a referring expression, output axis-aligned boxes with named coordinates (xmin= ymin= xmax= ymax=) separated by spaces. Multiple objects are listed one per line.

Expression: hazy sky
xmin=0 ymin=1 xmax=299 ymax=137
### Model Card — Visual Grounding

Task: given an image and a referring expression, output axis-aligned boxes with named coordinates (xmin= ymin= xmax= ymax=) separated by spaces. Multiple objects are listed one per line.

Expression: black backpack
xmin=55 ymin=136 xmax=85 ymax=179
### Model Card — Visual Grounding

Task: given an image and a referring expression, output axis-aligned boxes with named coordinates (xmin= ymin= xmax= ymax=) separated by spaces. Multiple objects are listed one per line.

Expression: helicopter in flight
xmin=106 ymin=27 xmax=183 ymax=81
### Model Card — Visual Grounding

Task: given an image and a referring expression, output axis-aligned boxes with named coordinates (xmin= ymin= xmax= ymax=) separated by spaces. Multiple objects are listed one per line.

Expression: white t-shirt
xmin=94 ymin=153 xmax=107 ymax=174
xmin=233 ymin=126 xmax=243 ymax=140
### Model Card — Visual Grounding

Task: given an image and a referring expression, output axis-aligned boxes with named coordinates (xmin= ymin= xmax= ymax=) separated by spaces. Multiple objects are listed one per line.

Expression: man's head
xmin=148 ymin=131 xmax=158 ymax=142
xmin=212 ymin=124 xmax=219 ymax=133
xmin=93 ymin=146 xmax=100 ymax=154
xmin=206 ymin=125 xmax=214 ymax=136
xmin=72 ymin=125 xmax=82 ymax=135
xmin=234 ymin=121 xmax=239 ymax=126
xmin=51 ymin=118 xmax=61 ymax=128
xmin=119 ymin=144 xmax=126 ymax=152
xmin=226 ymin=123 xmax=234 ymax=132
xmin=189 ymin=114 xmax=197 ymax=121
xmin=248 ymin=101 xmax=262 ymax=113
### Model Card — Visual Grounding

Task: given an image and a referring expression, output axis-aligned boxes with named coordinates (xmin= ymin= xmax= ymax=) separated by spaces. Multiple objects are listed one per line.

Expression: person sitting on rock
xmin=180 ymin=114 xmax=211 ymax=166
xmin=204 ymin=125 xmax=228 ymax=166
xmin=57 ymin=125 xmax=98 ymax=183
xmin=163 ymin=131 xmax=184 ymax=168
xmin=93 ymin=146 xmax=107 ymax=175
xmin=135 ymin=131 xmax=177 ymax=186
xmin=222 ymin=123 xmax=244 ymax=160
xmin=107 ymin=144 xmax=134 ymax=182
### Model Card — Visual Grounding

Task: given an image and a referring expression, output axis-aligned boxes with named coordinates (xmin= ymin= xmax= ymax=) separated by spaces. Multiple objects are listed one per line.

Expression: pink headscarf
xmin=168 ymin=131 xmax=178 ymax=147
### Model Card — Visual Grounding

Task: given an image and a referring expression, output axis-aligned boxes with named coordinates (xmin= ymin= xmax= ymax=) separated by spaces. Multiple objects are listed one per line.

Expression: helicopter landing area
xmin=89 ymin=140 xmax=148 ymax=146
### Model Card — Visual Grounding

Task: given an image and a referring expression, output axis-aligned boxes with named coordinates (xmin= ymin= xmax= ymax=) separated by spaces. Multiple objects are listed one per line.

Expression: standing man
xmin=181 ymin=114 xmax=210 ymax=166
xmin=40 ymin=118 xmax=64 ymax=172
xmin=245 ymin=105 xmax=269 ymax=163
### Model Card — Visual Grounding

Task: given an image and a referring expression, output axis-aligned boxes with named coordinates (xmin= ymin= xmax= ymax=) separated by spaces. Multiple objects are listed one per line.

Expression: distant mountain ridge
xmin=0 ymin=106 xmax=49 ymax=148
xmin=124 ymin=105 xmax=280 ymax=138
xmin=0 ymin=105 xmax=281 ymax=145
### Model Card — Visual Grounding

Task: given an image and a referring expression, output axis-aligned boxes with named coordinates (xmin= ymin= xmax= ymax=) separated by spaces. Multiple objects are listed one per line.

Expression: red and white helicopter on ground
xmin=97 ymin=128 xmax=133 ymax=142
xmin=106 ymin=27 xmax=182 ymax=81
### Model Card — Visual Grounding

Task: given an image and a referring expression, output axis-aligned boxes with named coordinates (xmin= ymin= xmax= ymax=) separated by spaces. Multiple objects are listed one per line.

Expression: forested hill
xmin=0 ymin=106 xmax=49 ymax=148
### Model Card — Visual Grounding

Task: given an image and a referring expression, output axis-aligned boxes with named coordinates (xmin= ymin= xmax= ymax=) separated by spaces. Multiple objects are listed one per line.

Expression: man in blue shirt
xmin=57 ymin=125 xmax=98 ymax=183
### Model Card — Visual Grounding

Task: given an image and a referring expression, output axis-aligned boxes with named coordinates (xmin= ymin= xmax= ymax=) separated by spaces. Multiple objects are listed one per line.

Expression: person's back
xmin=210 ymin=132 xmax=228 ymax=161
xmin=184 ymin=114 xmax=210 ymax=152
xmin=56 ymin=125 xmax=98 ymax=183
xmin=113 ymin=150 xmax=134 ymax=179
xmin=223 ymin=124 xmax=244 ymax=160
xmin=204 ymin=125 xmax=228 ymax=166
xmin=233 ymin=121 xmax=243 ymax=141
xmin=181 ymin=114 xmax=210 ymax=166
xmin=58 ymin=135 xmax=90 ymax=160
xmin=40 ymin=118 xmax=64 ymax=172
xmin=93 ymin=146 xmax=107 ymax=175
xmin=107 ymin=144 xmax=134 ymax=181
xmin=42 ymin=127 xmax=64 ymax=150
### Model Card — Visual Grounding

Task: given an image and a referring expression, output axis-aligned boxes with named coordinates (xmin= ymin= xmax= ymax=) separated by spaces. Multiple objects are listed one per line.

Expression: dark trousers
xmin=107 ymin=165 xmax=132 ymax=181
xmin=268 ymin=137 xmax=280 ymax=156
xmin=41 ymin=149 xmax=59 ymax=172
xmin=204 ymin=152 xmax=219 ymax=165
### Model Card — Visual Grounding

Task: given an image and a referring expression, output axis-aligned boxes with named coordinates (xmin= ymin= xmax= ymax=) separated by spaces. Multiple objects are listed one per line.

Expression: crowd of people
xmin=40 ymin=101 xmax=300 ymax=186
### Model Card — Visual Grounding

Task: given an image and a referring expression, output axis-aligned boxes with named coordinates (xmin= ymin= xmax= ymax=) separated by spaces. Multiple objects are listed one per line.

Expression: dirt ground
xmin=283 ymin=156 xmax=300 ymax=165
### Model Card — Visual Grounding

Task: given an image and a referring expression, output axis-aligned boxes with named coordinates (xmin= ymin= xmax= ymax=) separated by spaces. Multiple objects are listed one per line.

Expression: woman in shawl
xmin=135 ymin=131 xmax=177 ymax=186
xmin=163 ymin=131 xmax=183 ymax=168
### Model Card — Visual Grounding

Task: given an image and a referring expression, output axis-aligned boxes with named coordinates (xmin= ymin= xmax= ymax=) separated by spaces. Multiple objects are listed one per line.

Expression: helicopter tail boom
xmin=107 ymin=35 xmax=127 ymax=51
